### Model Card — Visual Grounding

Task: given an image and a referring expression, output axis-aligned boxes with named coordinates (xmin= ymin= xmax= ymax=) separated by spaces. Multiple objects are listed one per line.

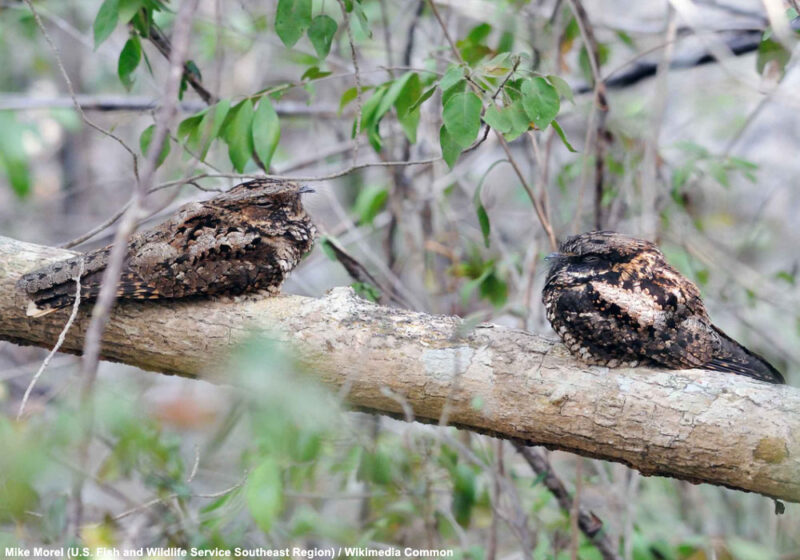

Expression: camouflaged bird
xmin=543 ymin=231 xmax=784 ymax=384
xmin=18 ymin=179 xmax=316 ymax=317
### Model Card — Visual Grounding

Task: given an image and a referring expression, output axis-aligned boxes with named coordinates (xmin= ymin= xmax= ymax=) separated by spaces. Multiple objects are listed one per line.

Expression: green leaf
xmin=307 ymin=15 xmax=337 ymax=58
xmin=339 ymin=86 xmax=373 ymax=115
xmin=546 ymin=74 xmax=574 ymax=104
xmin=439 ymin=125 xmax=461 ymax=169
xmin=352 ymin=282 xmax=381 ymax=303
xmin=473 ymin=159 xmax=508 ymax=248
xmin=354 ymin=86 xmax=388 ymax=152
xmin=394 ymin=73 xmax=422 ymax=143
xmin=275 ymin=0 xmax=312 ymax=48
xmin=0 ymin=156 xmax=30 ymax=198
xmin=358 ymin=447 xmax=393 ymax=485
xmin=709 ymin=161 xmax=729 ymax=188
xmin=117 ymin=0 xmax=145 ymax=24
xmin=245 ymin=458 xmax=283 ymax=533
xmin=177 ymin=111 xmax=206 ymax=140
xmin=441 ymin=79 xmax=467 ymax=107
xmin=521 ymin=77 xmax=560 ymax=130
xmin=480 ymin=270 xmax=508 ymax=307
xmin=252 ymin=99 xmax=281 ymax=168
xmin=319 ymin=236 xmax=338 ymax=261
xmin=351 ymin=0 xmax=371 ymax=38
xmin=93 ymin=0 xmax=120 ymax=48
xmin=503 ymin=101 xmax=531 ymax=141
xmin=756 ymin=37 xmax=791 ymax=79
xmin=222 ymin=99 xmax=255 ymax=172
xmin=194 ymin=99 xmax=230 ymax=158
xmin=483 ymin=104 xmax=511 ymax=133
xmin=406 ymin=85 xmax=436 ymax=114
xmin=300 ymin=66 xmax=332 ymax=81
xmin=354 ymin=185 xmax=388 ymax=225
xmin=0 ymin=113 xmax=31 ymax=198
xmin=551 ymin=120 xmax=577 ymax=152
xmin=117 ymin=35 xmax=141 ymax=90
xmin=377 ymin=72 xmax=416 ymax=118
xmin=443 ymin=91 xmax=482 ymax=149
xmin=139 ymin=124 xmax=170 ymax=167
xmin=439 ymin=65 xmax=465 ymax=93
xmin=452 ymin=463 xmax=477 ymax=527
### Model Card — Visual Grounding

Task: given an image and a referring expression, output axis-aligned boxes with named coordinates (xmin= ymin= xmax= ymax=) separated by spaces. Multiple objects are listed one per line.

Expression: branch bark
xmin=1 ymin=235 xmax=798 ymax=502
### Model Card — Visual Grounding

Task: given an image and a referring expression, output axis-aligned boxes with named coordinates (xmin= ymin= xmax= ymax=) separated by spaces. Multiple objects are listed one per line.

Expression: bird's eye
xmin=583 ymin=255 xmax=601 ymax=264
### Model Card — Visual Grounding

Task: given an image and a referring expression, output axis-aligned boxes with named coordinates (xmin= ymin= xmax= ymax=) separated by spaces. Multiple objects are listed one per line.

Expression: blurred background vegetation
xmin=1 ymin=0 xmax=799 ymax=557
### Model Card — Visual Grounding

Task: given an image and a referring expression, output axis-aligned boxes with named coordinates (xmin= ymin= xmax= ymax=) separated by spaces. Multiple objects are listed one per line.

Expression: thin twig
xmin=640 ymin=7 xmax=678 ymax=239
xmin=111 ymin=476 xmax=246 ymax=522
xmin=512 ymin=442 xmax=621 ymax=560
xmin=22 ymin=0 xmax=140 ymax=176
xmin=338 ymin=0 xmax=365 ymax=166
xmin=17 ymin=258 xmax=84 ymax=420
xmin=147 ymin=23 xmax=217 ymax=105
xmin=0 ymin=94 xmax=343 ymax=117
xmin=566 ymin=0 xmax=609 ymax=230
xmin=69 ymin=0 xmax=200 ymax=536
xmin=60 ymin=155 xmax=439 ymax=248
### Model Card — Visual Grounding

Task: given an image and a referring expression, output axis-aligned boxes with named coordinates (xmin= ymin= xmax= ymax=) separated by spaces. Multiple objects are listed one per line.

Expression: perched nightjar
xmin=18 ymin=179 xmax=316 ymax=317
xmin=542 ymin=231 xmax=784 ymax=384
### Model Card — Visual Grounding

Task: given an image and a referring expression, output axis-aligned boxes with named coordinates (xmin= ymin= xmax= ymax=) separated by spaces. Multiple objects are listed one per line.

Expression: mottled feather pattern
xmin=17 ymin=179 xmax=316 ymax=316
xmin=543 ymin=231 xmax=784 ymax=384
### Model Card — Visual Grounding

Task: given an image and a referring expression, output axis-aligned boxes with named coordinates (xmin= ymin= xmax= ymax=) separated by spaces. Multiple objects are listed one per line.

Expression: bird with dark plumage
xmin=17 ymin=178 xmax=316 ymax=317
xmin=542 ymin=231 xmax=784 ymax=384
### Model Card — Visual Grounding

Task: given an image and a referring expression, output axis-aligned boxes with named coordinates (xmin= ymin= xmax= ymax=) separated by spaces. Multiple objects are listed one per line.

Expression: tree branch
xmin=1 ymin=235 xmax=798 ymax=503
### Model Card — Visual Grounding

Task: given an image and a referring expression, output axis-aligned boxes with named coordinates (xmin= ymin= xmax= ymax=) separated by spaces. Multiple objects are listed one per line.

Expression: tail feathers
xmin=709 ymin=326 xmax=785 ymax=384
xmin=26 ymin=300 xmax=60 ymax=318
xmin=21 ymin=281 xmax=101 ymax=317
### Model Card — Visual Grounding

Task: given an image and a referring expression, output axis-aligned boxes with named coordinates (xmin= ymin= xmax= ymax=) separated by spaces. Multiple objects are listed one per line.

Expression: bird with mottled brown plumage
xmin=17 ymin=179 xmax=316 ymax=316
xmin=543 ymin=231 xmax=784 ymax=384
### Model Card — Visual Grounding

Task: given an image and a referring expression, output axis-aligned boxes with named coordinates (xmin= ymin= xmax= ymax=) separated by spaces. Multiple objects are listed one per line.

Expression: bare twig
xmin=111 ymin=475 xmax=246 ymax=522
xmin=338 ymin=0 xmax=365 ymax=166
xmin=512 ymin=442 xmax=621 ymax=560
xmin=22 ymin=0 xmax=140 ymax=175
xmin=640 ymin=7 xmax=678 ymax=239
xmin=567 ymin=0 xmax=610 ymax=231
xmin=60 ymin=156 xmax=438 ymax=248
xmin=0 ymin=94 xmax=342 ymax=118
xmin=69 ymin=0 xmax=200 ymax=535
xmin=17 ymin=258 xmax=84 ymax=420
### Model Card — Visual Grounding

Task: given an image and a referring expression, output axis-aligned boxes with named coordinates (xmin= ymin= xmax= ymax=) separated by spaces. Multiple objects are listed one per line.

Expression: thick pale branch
xmin=1 ymin=236 xmax=798 ymax=501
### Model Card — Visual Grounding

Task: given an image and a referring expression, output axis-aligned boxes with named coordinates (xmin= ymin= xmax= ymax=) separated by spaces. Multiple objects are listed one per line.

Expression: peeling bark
xmin=1 ymin=236 xmax=798 ymax=501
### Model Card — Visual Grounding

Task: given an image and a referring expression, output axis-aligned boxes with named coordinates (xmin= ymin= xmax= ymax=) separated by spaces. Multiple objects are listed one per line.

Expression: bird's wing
xmin=705 ymin=326 xmax=784 ymax=384
xmin=588 ymin=278 xmax=714 ymax=369
xmin=119 ymin=203 xmax=272 ymax=299
xmin=548 ymin=285 xmax=649 ymax=365
xmin=18 ymin=201 xmax=239 ymax=314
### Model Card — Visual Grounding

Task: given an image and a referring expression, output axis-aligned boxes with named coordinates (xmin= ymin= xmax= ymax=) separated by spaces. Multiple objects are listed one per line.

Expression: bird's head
xmin=544 ymin=231 xmax=663 ymax=286
xmin=214 ymin=179 xmax=314 ymax=226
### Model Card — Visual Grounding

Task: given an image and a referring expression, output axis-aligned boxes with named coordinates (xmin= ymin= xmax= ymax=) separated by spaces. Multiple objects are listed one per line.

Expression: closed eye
xmin=583 ymin=255 xmax=601 ymax=264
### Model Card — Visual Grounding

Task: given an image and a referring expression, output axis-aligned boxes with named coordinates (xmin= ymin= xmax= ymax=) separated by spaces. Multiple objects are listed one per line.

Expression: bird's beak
xmin=545 ymin=251 xmax=561 ymax=262
xmin=298 ymin=185 xmax=315 ymax=194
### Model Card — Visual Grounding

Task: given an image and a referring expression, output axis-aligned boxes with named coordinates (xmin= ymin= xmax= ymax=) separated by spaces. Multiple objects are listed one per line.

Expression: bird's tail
xmin=16 ymin=250 xmax=107 ymax=317
xmin=707 ymin=326 xmax=785 ymax=384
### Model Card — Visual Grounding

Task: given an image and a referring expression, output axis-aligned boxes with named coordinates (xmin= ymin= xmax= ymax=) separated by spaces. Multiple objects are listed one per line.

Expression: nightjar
xmin=542 ymin=231 xmax=784 ymax=384
xmin=18 ymin=179 xmax=316 ymax=316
